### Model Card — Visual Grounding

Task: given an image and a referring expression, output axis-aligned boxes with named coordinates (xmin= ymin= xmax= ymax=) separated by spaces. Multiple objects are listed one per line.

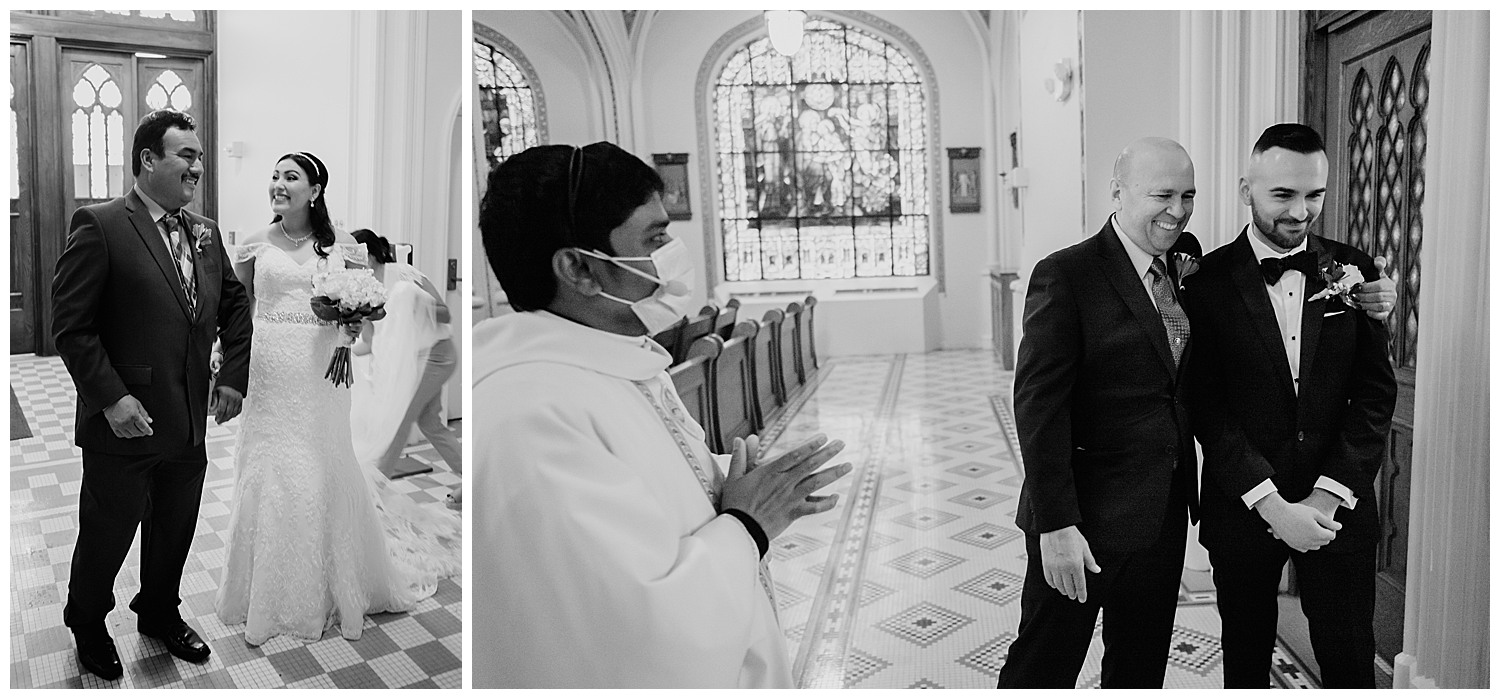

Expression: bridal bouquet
xmin=310 ymin=268 xmax=387 ymax=387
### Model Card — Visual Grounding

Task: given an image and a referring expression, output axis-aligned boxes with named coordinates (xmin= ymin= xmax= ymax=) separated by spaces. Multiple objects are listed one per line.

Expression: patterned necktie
xmin=1149 ymin=257 xmax=1190 ymax=366
xmin=162 ymin=213 xmax=197 ymax=312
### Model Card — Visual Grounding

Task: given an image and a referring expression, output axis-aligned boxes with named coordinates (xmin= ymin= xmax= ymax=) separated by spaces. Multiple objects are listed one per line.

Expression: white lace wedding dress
xmin=215 ymin=241 xmax=460 ymax=645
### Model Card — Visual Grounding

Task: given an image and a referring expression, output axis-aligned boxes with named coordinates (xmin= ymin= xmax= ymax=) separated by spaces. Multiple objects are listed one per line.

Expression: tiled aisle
xmin=9 ymin=355 xmax=462 ymax=689
xmin=761 ymin=350 xmax=1313 ymax=689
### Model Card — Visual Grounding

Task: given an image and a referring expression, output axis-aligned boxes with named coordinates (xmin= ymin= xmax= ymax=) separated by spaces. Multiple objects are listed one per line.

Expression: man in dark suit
xmin=1184 ymin=123 xmax=1397 ymax=688
xmin=997 ymin=137 xmax=1202 ymax=688
xmin=52 ymin=109 xmax=253 ymax=679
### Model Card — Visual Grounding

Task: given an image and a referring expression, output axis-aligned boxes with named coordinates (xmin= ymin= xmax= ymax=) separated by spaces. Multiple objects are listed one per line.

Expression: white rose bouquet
xmin=310 ymin=268 xmax=388 ymax=386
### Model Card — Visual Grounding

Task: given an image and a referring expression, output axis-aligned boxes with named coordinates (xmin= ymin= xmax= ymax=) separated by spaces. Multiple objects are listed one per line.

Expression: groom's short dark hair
xmin=481 ymin=142 xmax=664 ymax=312
xmin=1252 ymin=123 xmax=1325 ymax=157
xmin=131 ymin=109 xmax=196 ymax=177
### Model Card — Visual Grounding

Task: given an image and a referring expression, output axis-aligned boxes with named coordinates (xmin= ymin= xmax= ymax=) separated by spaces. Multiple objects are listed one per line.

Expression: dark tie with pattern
xmin=162 ymin=213 xmax=197 ymax=312
xmin=1149 ymin=257 xmax=1189 ymax=366
xmin=1258 ymin=249 xmax=1318 ymax=286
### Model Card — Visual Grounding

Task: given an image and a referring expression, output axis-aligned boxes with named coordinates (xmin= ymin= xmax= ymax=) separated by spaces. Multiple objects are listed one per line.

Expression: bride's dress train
xmin=215 ymin=242 xmax=459 ymax=645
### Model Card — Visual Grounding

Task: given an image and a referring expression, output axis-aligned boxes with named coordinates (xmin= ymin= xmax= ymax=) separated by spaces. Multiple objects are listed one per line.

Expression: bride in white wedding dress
xmin=215 ymin=151 xmax=459 ymax=645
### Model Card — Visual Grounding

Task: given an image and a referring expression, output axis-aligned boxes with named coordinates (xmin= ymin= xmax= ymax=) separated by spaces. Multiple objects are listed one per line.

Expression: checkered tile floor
xmin=762 ymin=350 xmax=1310 ymax=689
xmin=9 ymin=355 xmax=462 ymax=689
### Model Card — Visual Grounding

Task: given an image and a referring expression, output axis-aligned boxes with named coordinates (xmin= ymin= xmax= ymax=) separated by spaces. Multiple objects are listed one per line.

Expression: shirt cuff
xmin=1314 ymin=477 xmax=1359 ymax=510
xmin=1241 ymin=479 xmax=1278 ymax=510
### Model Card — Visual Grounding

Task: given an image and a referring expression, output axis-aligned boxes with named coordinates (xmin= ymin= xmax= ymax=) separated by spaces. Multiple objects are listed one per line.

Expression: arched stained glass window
xmin=713 ymin=18 xmax=929 ymax=281
xmin=474 ymin=36 xmax=540 ymax=171
xmin=70 ymin=63 xmax=125 ymax=199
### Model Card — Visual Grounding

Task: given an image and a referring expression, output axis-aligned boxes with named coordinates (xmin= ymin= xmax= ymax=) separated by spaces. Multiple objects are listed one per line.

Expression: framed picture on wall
xmin=948 ymin=147 xmax=981 ymax=213
xmin=652 ymin=153 xmax=692 ymax=221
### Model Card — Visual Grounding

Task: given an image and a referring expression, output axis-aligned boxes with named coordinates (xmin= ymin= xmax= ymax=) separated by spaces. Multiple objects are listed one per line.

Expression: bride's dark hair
xmin=271 ymin=151 xmax=336 ymax=257
xmin=351 ymin=228 xmax=396 ymax=264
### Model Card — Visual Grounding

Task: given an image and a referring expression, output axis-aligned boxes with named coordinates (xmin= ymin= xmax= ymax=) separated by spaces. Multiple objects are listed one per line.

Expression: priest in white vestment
xmin=472 ymin=142 xmax=849 ymax=688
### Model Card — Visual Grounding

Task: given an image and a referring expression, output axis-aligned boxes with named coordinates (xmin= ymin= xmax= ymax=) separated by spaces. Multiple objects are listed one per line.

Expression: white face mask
xmin=574 ymin=238 xmax=696 ymax=335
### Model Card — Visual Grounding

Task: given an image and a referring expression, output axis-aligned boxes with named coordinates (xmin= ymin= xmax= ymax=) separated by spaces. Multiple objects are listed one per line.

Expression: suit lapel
xmin=126 ymin=190 xmax=193 ymax=319
xmin=1298 ymin=235 xmax=1332 ymax=381
xmin=1095 ymin=224 xmax=1176 ymax=372
xmin=1228 ymin=228 xmax=1298 ymax=398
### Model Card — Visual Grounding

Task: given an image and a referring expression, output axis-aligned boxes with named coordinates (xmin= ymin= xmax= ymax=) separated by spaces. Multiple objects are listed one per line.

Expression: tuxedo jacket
xmin=1013 ymin=222 xmax=1201 ymax=554
xmin=1183 ymin=229 xmax=1396 ymax=544
xmin=52 ymin=189 xmax=253 ymax=456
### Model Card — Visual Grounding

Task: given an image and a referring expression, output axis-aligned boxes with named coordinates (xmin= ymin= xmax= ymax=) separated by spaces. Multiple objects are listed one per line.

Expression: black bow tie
xmin=1259 ymin=249 xmax=1317 ymax=285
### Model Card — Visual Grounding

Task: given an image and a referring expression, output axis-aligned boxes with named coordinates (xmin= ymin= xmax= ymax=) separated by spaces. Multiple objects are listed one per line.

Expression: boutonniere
xmin=1308 ymin=261 xmax=1365 ymax=306
xmin=191 ymin=223 xmax=213 ymax=256
xmin=1172 ymin=252 xmax=1199 ymax=290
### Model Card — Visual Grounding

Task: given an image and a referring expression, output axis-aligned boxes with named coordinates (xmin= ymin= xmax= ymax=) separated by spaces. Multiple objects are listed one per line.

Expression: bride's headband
xmin=296 ymin=152 xmax=324 ymax=181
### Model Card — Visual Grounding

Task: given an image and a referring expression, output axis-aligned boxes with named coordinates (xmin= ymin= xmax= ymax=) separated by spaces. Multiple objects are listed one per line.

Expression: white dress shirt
xmin=1240 ymin=228 xmax=1357 ymax=511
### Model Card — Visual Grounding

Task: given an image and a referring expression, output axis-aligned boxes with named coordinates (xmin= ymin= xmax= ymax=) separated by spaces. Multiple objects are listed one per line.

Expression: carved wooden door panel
xmin=1305 ymin=8 xmax=1431 ymax=671
xmin=11 ymin=42 xmax=36 ymax=353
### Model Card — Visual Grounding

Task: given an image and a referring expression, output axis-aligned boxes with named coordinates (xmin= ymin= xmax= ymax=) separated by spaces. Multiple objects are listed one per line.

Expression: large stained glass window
xmin=713 ymin=18 xmax=929 ymax=281
xmin=474 ymin=37 xmax=539 ymax=172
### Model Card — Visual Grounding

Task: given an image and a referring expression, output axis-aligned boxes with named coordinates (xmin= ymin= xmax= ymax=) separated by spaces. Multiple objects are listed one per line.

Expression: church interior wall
xmin=1011 ymin=11 xmax=1086 ymax=285
xmin=217 ymin=11 xmax=357 ymax=243
xmin=1080 ymin=10 xmax=1181 ymax=231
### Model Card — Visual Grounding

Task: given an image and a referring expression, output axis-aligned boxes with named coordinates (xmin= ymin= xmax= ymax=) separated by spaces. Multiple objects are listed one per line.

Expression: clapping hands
xmin=719 ymin=433 xmax=853 ymax=542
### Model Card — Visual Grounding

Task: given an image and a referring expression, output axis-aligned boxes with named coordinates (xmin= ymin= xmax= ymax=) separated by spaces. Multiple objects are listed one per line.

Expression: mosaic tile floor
xmin=761 ymin=350 xmax=1307 ymax=689
xmin=9 ymin=354 xmax=462 ymax=689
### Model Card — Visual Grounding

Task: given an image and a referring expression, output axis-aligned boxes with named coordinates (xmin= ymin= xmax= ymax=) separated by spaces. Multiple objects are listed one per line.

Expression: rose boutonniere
xmin=1172 ymin=252 xmax=1199 ymax=291
xmin=1308 ymin=261 xmax=1366 ymax=306
xmin=191 ymin=223 xmax=213 ymax=256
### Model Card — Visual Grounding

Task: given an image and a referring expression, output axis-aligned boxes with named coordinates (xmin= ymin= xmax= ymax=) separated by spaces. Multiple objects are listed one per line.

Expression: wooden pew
xmin=714 ymin=321 xmax=758 ymax=452
xmin=779 ymin=302 xmax=803 ymax=396
xmin=713 ymin=304 xmax=738 ymax=340
xmin=801 ymin=295 xmax=819 ymax=373
xmin=672 ymin=309 xmax=717 ymax=364
xmin=668 ymin=333 xmax=723 ymax=451
xmin=759 ymin=308 xmax=788 ymax=408
xmin=651 ymin=317 xmax=685 ymax=358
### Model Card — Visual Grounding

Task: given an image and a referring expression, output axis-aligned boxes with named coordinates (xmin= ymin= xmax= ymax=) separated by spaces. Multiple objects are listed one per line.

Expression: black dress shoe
xmin=138 ymin=618 xmax=211 ymax=663
xmin=74 ymin=631 xmax=123 ymax=680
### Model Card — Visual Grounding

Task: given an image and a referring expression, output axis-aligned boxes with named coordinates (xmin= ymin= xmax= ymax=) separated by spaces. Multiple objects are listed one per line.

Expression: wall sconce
xmin=1043 ymin=59 xmax=1073 ymax=103
xmin=765 ymin=10 xmax=807 ymax=57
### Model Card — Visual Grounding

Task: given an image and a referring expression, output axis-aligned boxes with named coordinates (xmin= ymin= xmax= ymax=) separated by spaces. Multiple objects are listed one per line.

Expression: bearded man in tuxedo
xmin=1184 ymin=123 xmax=1397 ymax=688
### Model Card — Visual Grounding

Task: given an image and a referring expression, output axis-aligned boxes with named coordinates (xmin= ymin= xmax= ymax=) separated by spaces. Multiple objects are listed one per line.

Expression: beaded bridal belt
xmin=258 ymin=310 xmax=338 ymax=326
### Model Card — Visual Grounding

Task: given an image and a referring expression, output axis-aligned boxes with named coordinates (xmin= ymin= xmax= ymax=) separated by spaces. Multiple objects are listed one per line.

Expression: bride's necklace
xmin=279 ymin=220 xmax=312 ymax=247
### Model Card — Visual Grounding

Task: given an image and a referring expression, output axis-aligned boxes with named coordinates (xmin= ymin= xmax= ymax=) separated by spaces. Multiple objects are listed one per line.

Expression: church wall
xmin=1012 ymin=10 xmax=1086 ymax=279
xmin=217 ymin=11 xmax=356 ymax=242
xmin=1080 ymin=11 xmax=1181 ymax=231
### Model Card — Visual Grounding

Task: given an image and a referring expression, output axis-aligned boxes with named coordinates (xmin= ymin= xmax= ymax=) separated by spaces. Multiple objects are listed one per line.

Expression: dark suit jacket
xmin=52 ymin=189 xmax=253 ymax=455
xmin=1183 ymin=229 xmax=1396 ymax=546
xmin=1013 ymin=222 xmax=1201 ymax=554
